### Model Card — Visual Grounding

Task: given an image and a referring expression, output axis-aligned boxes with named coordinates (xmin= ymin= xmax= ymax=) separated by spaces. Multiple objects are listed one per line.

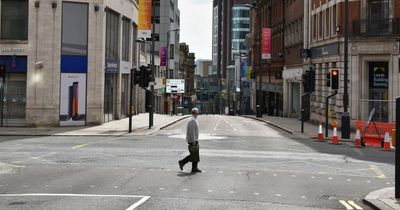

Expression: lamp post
xmin=166 ymin=28 xmax=180 ymax=115
xmin=245 ymin=1 xmax=262 ymax=118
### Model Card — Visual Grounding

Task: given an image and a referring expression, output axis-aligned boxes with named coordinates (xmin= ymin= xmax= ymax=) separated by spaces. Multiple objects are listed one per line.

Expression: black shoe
xmin=178 ymin=160 xmax=184 ymax=171
xmin=191 ymin=168 xmax=202 ymax=173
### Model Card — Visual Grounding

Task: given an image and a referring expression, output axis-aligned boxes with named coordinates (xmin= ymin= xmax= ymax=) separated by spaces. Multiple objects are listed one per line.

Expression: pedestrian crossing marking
xmin=339 ymin=200 xmax=363 ymax=210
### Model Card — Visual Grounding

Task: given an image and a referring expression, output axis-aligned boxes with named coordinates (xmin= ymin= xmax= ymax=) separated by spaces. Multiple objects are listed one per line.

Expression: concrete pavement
xmin=0 ymin=113 xmax=190 ymax=136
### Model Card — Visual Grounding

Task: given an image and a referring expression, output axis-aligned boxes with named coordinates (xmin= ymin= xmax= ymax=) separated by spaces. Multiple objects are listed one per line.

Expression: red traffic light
xmin=0 ymin=65 xmax=5 ymax=72
xmin=331 ymin=69 xmax=338 ymax=76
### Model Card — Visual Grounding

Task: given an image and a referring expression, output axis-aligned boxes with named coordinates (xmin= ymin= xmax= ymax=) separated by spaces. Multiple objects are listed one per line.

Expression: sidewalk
xmin=0 ymin=114 xmax=190 ymax=136
xmin=242 ymin=114 xmax=349 ymax=140
xmin=364 ymin=187 xmax=400 ymax=210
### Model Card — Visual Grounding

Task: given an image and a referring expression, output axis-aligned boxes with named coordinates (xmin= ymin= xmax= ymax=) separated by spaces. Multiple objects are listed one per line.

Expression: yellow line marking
xmin=369 ymin=164 xmax=387 ymax=179
xmin=339 ymin=200 xmax=354 ymax=209
xmin=348 ymin=200 xmax=363 ymax=210
xmin=72 ymin=143 xmax=90 ymax=149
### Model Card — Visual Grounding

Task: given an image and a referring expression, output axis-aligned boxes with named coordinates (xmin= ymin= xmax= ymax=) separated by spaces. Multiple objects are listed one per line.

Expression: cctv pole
xmin=149 ymin=1 xmax=155 ymax=129
xmin=341 ymin=0 xmax=350 ymax=139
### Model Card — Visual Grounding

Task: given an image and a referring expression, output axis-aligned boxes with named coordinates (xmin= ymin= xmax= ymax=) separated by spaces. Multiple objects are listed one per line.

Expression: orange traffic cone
xmin=382 ymin=131 xmax=392 ymax=151
xmin=317 ymin=124 xmax=324 ymax=142
xmin=353 ymin=129 xmax=363 ymax=148
xmin=330 ymin=127 xmax=341 ymax=145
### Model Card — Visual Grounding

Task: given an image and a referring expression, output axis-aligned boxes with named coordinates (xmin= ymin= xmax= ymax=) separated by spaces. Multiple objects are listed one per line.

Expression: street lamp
xmin=245 ymin=2 xmax=262 ymax=118
xmin=166 ymin=28 xmax=179 ymax=115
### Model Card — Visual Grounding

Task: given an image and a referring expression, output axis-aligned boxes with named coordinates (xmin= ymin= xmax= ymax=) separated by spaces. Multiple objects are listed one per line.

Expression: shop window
xmin=122 ymin=17 xmax=131 ymax=62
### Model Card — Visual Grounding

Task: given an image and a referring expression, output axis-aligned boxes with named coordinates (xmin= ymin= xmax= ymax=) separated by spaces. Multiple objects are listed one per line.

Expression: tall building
xmin=179 ymin=43 xmax=196 ymax=112
xmin=195 ymin=59 xmax=212 ymax=77
xmin=0 ymin=0 xmax=141 ymax=126
xmin=212 ymin=0 xmax=251 ymax=113
xmin=307 ymin=0 xmax=400 ymax=125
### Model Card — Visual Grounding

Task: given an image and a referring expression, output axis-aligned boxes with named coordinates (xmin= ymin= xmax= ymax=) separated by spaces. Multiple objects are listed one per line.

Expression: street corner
xmin=364 ymin=187 xmax=400 ymax=210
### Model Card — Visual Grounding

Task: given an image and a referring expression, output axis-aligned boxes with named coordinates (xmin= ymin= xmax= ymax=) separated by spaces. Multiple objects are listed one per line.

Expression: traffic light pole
xmin=149 ymin=2 xmax=155 ymax=129
xmin=325 ymin=91 xmax=338 ymax=137
xmin=129 ymin=68 xmax=134 ymax=133
xmin=341 ymin=0 xmax=350 ymax=139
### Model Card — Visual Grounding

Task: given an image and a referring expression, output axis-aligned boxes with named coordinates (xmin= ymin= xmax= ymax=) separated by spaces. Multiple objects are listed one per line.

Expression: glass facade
xmin=231 ymin=5 xmax=250 ymax=55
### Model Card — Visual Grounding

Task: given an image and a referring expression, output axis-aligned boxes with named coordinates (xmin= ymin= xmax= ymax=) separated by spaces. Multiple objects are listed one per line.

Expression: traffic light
xmin=326 ymin=72 xmax=331 ymax=87
xmin=139 ymin=65 xmax=151 ymax=88
xmin=133 ymin=68 xmax=140 ymax=86
xmin=0 ymin=65 xmax=5 ymax=77
xmin=330 ymin=69 xmax=339 ymax=90
xmin=302 ymin=68 xmax=315 ymax=93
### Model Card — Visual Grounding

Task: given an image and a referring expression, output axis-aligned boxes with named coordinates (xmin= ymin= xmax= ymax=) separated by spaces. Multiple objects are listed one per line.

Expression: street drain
xmin=9 ymin=201 xmax=27 ymax=205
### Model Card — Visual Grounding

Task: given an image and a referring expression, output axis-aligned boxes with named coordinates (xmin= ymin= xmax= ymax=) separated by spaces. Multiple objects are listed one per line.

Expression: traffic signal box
xmin=0 ymin=65 xmax=5 ymax=77
xmin=330 ymin=69 xmax=339 ymax=90
xmin=134 ymin=65 xmax=151 ymax=88
xmin=302 ymin=68 xmax=315 ymax=93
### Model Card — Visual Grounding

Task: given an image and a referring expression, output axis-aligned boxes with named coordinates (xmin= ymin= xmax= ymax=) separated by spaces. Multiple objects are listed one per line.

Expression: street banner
xmin=160 ymin=47 xmax=167 ymax=67
xmin=262 ymin=28 xmax=272 ymax=60
xmin=247 ymin=66 xmax=252 ymax=80
xmin=138 ymin=0 xmax=152 ymax=39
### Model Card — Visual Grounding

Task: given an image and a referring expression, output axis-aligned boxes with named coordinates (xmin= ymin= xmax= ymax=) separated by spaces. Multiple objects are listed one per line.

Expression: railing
xmin=352 ymin=18 xmax=400 ymax=36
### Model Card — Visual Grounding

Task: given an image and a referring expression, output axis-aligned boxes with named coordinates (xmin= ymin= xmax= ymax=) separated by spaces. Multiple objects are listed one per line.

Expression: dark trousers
xmin=181 ymin=143 xmax=200 ymax=169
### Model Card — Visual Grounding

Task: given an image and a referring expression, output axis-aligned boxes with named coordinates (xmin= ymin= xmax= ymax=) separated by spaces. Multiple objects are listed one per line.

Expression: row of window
xmin=312 ymin=4 xmax=337 ymax=41
xmin=285 ymin=18 xmax=303 ymax=48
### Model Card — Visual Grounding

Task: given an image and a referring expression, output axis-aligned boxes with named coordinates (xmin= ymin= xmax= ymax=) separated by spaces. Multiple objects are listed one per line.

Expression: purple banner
xmin=160 ymin=47 xmax=167 ymax=67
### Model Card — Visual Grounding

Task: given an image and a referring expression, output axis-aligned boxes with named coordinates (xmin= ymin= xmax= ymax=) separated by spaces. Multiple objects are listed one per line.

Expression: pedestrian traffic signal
xmin=330 ymin=69 xmax=339 ymax=90
xmin=0 ymin=65 xmax=5 ymax=77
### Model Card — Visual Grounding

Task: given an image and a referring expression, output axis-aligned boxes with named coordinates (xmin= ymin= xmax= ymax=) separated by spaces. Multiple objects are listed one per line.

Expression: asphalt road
xmin=0 ymin=115 xmax=395 ymax=210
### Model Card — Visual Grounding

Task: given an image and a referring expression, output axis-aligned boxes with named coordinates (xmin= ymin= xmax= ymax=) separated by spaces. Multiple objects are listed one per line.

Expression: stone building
xmin=0 ymin=0 xmax=141 ymax=126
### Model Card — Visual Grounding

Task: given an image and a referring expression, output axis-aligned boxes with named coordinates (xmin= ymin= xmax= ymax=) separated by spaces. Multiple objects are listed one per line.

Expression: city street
xmin=0 ymin=115 xmax=395 ymax=209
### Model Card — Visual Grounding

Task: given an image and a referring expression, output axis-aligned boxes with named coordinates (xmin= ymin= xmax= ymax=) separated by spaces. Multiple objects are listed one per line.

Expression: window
xmin=313 ymin=14 xmax=317 ymax=41
xmin=1 ymin=0 xmax=28 ymax=40
xmin=331 ymin=5 xmax=337 ymax=36
xmin=106 ymin=9 xmax=119 ymax=60
xmin=132 ymin=23 xmax=138 ymax=64
xmin=325 ymin=9 xmax=330 ymax=38
xmin=122 ymin=18 xmax=131 ymax=62
xmin=319 ymin=12 xmax=323 ymax=39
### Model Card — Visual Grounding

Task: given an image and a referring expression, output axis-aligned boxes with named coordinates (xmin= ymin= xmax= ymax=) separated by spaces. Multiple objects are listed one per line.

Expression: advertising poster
xmin=60 ymin=73 xmax=86 ymax=126
xmin=138 ymin=0 xmax=152 ymax=39
xmin=262 ymin=28 xmax=272 ymax=60
xmin=160 ymin=47 xmax=167 ymax=67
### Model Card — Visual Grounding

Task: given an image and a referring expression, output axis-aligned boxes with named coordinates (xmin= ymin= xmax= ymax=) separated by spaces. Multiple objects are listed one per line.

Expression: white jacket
xmin=186 ymin=116 xmax=199 ymax=144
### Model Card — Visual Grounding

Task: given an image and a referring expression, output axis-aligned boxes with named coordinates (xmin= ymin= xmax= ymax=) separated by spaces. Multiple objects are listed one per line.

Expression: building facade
xmin=0 ymin=0 xmax=142 ymax=126
xmin=179 ymin=43 xmax=196 ymax=113
xmin=308 ymin=0 xmax=400 ymax=126
xmin=282 ymin=0 xmax=304 ymax=118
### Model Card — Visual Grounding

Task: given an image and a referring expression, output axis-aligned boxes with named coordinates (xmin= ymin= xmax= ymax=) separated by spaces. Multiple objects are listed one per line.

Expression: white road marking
xmin=339 ymin=200 xmax=354 ymax=209
xmin=0 ymin=193 xmax=151 ymax=210
xmin=291 ymin=175 xmax=296 ymax=177
xmin=229 ymin=191 xmax=235 ymax=194
xmin=366 ymin=180 xmax=371 ymax=183
xmin=311 ymin=176 xmax=315 ymax=179
xmin=301 ymin=196 xmax=306 ymax=199
xmin=208 ymin=190 xmax=213 ymax=193
xmin=219 ymin=171 xmax=223 ymax=174
xmin=255 ymin=173 xmax=260 ymax=175
xmin=348 ymin=200 xmax=363 ymax=210
xmin=328 ymin=177 xmax=333 ymax=180
xmin=72 ymin=143 xmax=90 ymax=149
xmin=238 ymin=172 xmax=242 ymax=175
xmin=254 ymin=193 xmax=260 ymax=195
xmin=347 ymin=179 xmax=352 ymax=182
xmin=182 ymin=189 xmax=188 ymax=191
xmin=387 ymin=182 xmax=391 ymax=185
xmin=159 ymin=188 xmax=164 ymax=190
xmin=276 ymin=194 xmax=282 ymax=197
xmin=273 ymin=174 xmax=277 ymax=176
xmin=90 ymin=185 xmax=95 ymax=188
xmin=126 ymin=196 xmax=151 ymax=210
xmin=221 ymin=117 xmax=238 ymax=131
xmin=369 ymin=164 xmax=387 ymax=178
xmin=114 ymin=186 xmax=119 ymax=189
xmin=214 ymin=117 xmax=223 ymax=131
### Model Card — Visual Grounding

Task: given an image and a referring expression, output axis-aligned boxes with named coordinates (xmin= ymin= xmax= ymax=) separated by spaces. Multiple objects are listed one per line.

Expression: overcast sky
xmin=179 ymin=0 xmax=212 ymax=60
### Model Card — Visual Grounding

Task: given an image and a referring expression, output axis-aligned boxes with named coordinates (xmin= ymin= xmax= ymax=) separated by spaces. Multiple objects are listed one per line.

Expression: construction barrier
xmin=392 ymin=129 xmax=396 ymax=147
xmin=355 ymin=121 xmax=395 ymax=147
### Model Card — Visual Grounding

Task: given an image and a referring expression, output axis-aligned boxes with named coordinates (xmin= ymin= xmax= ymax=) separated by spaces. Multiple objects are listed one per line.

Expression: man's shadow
xmin=177 ymin=171 xmax=198 ymax=177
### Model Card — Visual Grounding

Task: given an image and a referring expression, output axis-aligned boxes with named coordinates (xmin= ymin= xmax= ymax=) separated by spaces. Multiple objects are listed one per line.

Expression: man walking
xmin=178 ymin=108 xmax=202 ymax=173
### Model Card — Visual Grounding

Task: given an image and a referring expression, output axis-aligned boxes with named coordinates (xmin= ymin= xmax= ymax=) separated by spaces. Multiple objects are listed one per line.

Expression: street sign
xmin=166 ymin=79 xmax=185 ymax=93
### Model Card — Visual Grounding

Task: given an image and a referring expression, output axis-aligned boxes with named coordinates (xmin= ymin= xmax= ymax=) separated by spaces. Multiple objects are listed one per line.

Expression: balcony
xmin=352 ymin=18 xmax=400 ymax=36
